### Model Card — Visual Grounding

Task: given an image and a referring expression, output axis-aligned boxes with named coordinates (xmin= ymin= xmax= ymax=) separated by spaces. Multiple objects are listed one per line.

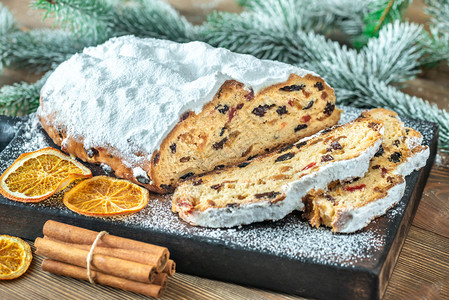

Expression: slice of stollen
xmin=172 ymin=117 xmax=384 ymax=228
xmin=303 ymin=108 xmax=430 ymax=233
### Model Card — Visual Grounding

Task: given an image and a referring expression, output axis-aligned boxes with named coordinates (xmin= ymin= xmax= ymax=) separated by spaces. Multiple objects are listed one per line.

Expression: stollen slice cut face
xmin=63 ymin=176 xmax=149 ymax=217
xmin=303 ymin=108 xmax=430 ymax=233
xmin=172 ymin=117 xmax=384 ymax=228
xmin=0 ymin=147 xmax=92 ymax=202
xmin=0 ymin=235 xmax=32 ymax=280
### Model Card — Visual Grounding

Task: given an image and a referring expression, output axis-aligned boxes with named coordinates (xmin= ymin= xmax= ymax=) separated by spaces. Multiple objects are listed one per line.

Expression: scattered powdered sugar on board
xmin=0 ymin=109 xmax=436 ymax=267
xmin=0 ymin=114 xmax=49 ymax=172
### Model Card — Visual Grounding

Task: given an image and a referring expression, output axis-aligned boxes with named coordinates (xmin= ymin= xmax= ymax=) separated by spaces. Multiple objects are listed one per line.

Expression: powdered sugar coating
xmin=38 ymin=35 xmax=318 ymax=167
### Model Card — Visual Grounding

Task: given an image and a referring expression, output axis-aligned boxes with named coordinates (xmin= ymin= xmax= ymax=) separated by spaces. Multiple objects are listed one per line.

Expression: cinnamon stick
xmin=42 ymin=259 xmax=166 ymax=298
xmin=35 ymin=237 xmax=156 ymax=283
xmin=163 ymin=259 xmax=176 ymax=276
xmin=44 ymin=237 xmax=165 ymax=273
xmin=43 ymin=221 xmax=169 ymax=271
xmin=153 ymin=273 xmax=169 ymax=287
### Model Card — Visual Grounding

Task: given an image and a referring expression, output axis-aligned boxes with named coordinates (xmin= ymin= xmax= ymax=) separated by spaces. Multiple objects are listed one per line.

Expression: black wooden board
xmin=0 ymin=108 xmax=438 ymax=300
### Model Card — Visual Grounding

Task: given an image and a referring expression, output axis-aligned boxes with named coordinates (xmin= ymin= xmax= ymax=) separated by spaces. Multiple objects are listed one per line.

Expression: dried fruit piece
xmin=0 ymin=235 xmax=32 ymax=280
xmin=276 ymin=106 xmax=288 ymax=115
xmin=0 ymin=147 xmax=92 ymax=202
xmin=314 ymin=82 xmax=324 ymax=91
xmin=275 ymin=152 xmax=295 ymax=162
xmin=63 ymin=176 xmax=149 ymax=217
xmin=294 ymin=124 xmax=308 ymax=132
xmin=303 ymin=100 xmax=314 ymax=110
xmin=252 ymin=104 xmax=275 ymax=117
xmin=324 ymin=102 xmax=335 ymax=116
xmin=279 ymin=84 xmax=305 ymax=92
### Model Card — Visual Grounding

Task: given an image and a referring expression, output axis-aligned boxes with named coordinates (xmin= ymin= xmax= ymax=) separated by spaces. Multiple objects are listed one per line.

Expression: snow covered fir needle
xmin=0 ymin=0 xmax=448 ymax=151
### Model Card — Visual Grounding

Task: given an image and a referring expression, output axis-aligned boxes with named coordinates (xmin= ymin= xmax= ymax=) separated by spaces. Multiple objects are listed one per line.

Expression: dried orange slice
xmin=0 ymin=147 xmax=92 ymax=202
xmin=0 ymin=235 xmax=32 ymax=280
xmin=63 ymin=176 xmax=149 ymax=216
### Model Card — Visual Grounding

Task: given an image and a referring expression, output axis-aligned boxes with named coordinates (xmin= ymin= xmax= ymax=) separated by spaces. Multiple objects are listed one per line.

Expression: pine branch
xmin=422 ymin=0 xmax=449 ymax=66
xmin=0 ymin=72 xmax=50 ymax=116
xmin=0 ymin=2 xmax=16 ymax=35
xmin=0 ymin=29 xmax=97 ymax=73
xmin=110 ymin=0 xmax=197 ymax=42
xmin=32 ymin=0 xmax=197 ymax=43
xmin=32 ymin=0 xmax=112 ymax=41
xmin=353 ymin=0 xmax=411 ymax=48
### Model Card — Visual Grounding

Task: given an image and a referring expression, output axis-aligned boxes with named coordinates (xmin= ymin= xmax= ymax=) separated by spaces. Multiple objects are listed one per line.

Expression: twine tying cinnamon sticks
xmin=86 ymin=231 xmax=108 ymax=284
xmin=35 ymin=220 xmax=175 ymax=298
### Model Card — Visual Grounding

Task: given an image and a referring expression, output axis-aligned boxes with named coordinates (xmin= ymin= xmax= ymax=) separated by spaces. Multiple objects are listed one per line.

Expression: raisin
xmin=325 ymin=194 xmax=336 ymax=203
xmin=169 ymin=143 xmax=177 ymax=154
xmin=179 ymin=111 xmax=190 ymax=123
xmin=228 ymin=107 xmax=237 ymax=122
xmin=303 ymin=100 xmax=314 ymax=110
xmin=320 ymin=92 xmax=328 ymax=100
xmin=180 ymin=156 xmax=190 ymax=162
xmin=136 ymin=175 xmax=150 ymax=184
xmin=321 ymin=154 xmax=334 ymax=162
xmin=237 ymin=103 xmax=244 ymax=109
xmin=153 ymin=152 xmax=160 ymax=165
xmin=324 ymin=102 xmax=335 ymax=116
xmin=372 ymin=165 xmax=381 ymax=169
xmin=294 ymin=124 xmax=308 ymax=132
xmin=160 ymin=184 xmax=173 ymax=190
xmin=216 ymin=88 xmax=223 ymax=99
xmin=275 ymin=152 xmax=295 ymax=162
xmin=220 ymin=127 xmax=226 ymax=137
xmin=245 ymin=88 xmax=254 ymax=101
xmin=247 ymin=155 xmax=258 ymax=161
xmin=288 ymin=99 xmax=294 ymax=107
xmin=393 ymin=140 xmax=400 ymax=147
xmin=405 ymin=128 xmax=410 ymax=134
xmin=314 ymin=82 xmax=324 ymax=91
xmin=374 ymin=145 xmax=384 ymax=157
xmin=330 ymin=141 xmax=342 ymax=150
xmin=255 ymin=191 xmax=281 ymax=199
xmin=217 ymin=104 xmax=229 ymax=114
xmin=296 ymin=141 xmax=307 ymax=149
xmin=211 ymin=183 xmax=223 ymax=190
xmin=214 ymin=165 xmax=225 ymax=170
xmin=238 ymin=162 xmax=250 ymax=168
xmin=252 ymin=104 xmax=275 ymax=117
xmin=389 ymin=151 xmax=402 ymax=163
xmin=212 ymin=137 xmax=228 ymax=150
xmin=276 ymin=106 xmax=288 ymax=115
xmin=279 ymin=84 xmax=305 ymax=92
xmin=387 ymin=176 xmax=395 ymax=183
xmin=278 ymin=144 xmax=294 ymax=153
xmin=180 ymin=172 xmax=194 ymax=180
xmin=85 ymin=148 xmax=98 ymax=158
xmin=193 ymin=179 xmax=203 ymax=186
xmin=381 ymin=167 xmax=388 ymax=178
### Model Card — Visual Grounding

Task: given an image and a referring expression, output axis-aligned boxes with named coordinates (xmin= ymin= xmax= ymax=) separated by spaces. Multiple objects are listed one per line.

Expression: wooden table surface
xmin=1 ymin=0 xmax=448 ymax=299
